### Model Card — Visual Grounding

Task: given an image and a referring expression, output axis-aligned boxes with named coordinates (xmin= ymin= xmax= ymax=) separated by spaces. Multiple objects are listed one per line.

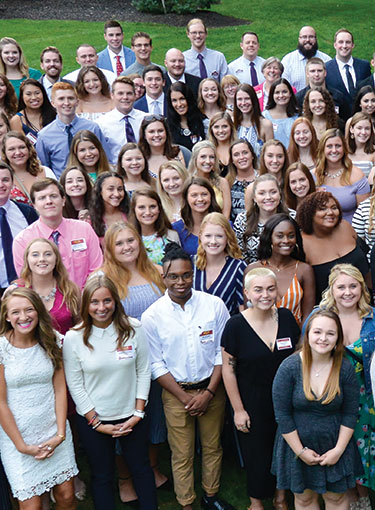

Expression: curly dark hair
xmin=162 ymin=241 xmax=193 ymax=272
xmin=18 ymin=78 xmax=56 ymax=127
xmin=167 ymin=81 xmax=205 ymax=137
xmin=296 ymin=191 xmax=342 ymax=235
xmin=265 ymin=78 xmax=299 ymax=117
xmin=130 ymin=188 xmax=172 ymax=237
xmin=0 ymin=73 xmax=17 ymax=118
xmin=89 ymin=172 xmax=130 ymax=237
xmin=138 ymin=115 xmax=179 ymax=159
xmin=257 ymin=213 xmax=306 ymax=261
xmin=302 ymin=87 xmax=338 ymax=129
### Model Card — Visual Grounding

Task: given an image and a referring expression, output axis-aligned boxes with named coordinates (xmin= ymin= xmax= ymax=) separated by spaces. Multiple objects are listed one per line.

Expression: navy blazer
xmin=97 ymin=46 xmax=136 ymax=72
xmin=326 ymin=57 xmax=371 ymax=104
xmin=134 ymin=95 xmax=168 ymax=116
xmin=163 ymin=73 xmax=202 ymax=98
xmin=13 ymin=201 xmax=39 ymax=225
xmin=355 ymin=74 xmax=375 ymax=95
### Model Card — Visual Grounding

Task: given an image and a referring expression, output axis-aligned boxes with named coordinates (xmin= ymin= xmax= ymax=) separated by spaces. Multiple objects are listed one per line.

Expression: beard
xmin=297 ymin=41 xmax=318 ymax=59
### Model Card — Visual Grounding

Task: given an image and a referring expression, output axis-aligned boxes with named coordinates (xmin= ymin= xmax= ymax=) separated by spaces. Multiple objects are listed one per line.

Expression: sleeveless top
xmin=16 ymin=112 xmax=38 ymax=145
xmin=237 ymin=124 xmax=264 ymax=157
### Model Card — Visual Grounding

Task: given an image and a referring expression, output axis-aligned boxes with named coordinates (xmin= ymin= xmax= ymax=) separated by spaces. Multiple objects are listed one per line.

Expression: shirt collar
xmin=108 ymin=47 xmax=124 ymax=61
xmin=165 ymin=288 xmax=197 ymax=310
xmin=1 ymin=199 xmax=12 ymax=213
xmin=168 ymin=72 xmax=185 ymax=84
xmin=191 ymin=47 xmax=208 ymax=58
xmin=91 ymin=321 xmax=116 ymax=338
xmin=38 ymin=216 xmax=65 ymax=237
xmin=336 ymin=56 xmax=354 ymax=70
xmin=56 ymin=115 xmax=79 ymax=129
xmin=114 ymin=107 xmax=136 ymax=119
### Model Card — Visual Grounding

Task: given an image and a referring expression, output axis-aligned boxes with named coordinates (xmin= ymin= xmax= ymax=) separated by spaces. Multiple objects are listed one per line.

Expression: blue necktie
xmin=65 ymin=124 xmax=73 ymax=148
xmin=250 ymin=62 xmax=259 ymax=87
xmin=51 ymin=230 xmax=60 ymax=246
xmin=124 ymin=115 xmax=136 ymax=143
xmin=0 ymin=208 xmax=17 ymax=284
xmin=197 ymin=54 xmax=208 ymax=79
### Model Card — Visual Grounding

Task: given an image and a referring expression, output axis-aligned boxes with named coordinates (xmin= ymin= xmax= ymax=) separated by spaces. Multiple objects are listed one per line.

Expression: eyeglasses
xmin=133 ymin=43 xmax=151 ymax=49
xmin=164 ymin=271 xmax=193 ymax=282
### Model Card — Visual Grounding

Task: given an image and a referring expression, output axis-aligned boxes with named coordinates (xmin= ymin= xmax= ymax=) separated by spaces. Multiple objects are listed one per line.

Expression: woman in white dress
xmin=0 ymin=287 xmax=77 ymax=509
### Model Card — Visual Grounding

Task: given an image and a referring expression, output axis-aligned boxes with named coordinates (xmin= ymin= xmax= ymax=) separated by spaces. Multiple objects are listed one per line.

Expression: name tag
xmin=116 ymin=345 xmax=134 ymax=360
xmin=276 ymin=337 xmax=293 ymax=350
xmin=256 ymin=89 xmax=262 ymax=98
xmin=26 ymin=132 xmax=38 ymax=145
xmin=71 ymin=238 xmax=87 ymax=251
xmin=200 ymin=329 xmax=214 ymax=344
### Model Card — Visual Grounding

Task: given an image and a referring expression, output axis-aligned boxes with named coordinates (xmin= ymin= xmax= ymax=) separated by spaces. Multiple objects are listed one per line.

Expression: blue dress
xmin=272 ymin=354 xmax=363 ymax=494
xmin=172 ymin=219 xmax=198 ymax=257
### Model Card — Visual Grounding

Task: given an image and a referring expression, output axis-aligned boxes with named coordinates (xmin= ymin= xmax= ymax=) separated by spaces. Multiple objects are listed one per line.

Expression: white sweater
xmin=63 ymin=319 xmax=151 ymax=420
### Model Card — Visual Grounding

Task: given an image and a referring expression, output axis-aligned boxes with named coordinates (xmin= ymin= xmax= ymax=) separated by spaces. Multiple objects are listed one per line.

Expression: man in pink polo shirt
xmin=13 ymin=178 xmax=103 ymax=289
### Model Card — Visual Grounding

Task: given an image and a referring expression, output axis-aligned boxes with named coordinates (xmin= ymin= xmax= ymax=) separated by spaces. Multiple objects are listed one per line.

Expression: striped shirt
xmin=352 ymin=197 xmax=374 ymax=261
xmin=193 ymin=257 xmax=247 ymax=316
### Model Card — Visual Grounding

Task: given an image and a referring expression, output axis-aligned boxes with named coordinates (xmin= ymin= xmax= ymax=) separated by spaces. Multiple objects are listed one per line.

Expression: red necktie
xmin=115 ymin=55 xmax=123 ymax=76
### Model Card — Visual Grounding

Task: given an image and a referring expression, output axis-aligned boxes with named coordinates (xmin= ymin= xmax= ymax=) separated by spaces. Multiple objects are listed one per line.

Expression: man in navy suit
xmin=163 ymin=48 xmax=201 ymax=98
xmin=326 ymin=28 xmax=371 ymax=108
xmin=134 ymin=65 xmax=167 ymax=116
xmin=97 ymin=20 xmax=135 ymax=76
xmin=356 ymin=52 xmax=375 ymax=91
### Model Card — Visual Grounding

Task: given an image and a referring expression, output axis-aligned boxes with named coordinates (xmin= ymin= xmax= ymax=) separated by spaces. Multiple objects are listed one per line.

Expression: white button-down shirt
xmin=142 ymin=289 xmax=230 ymax=382
xmin=107 ymin=47 xmax=126 ymax=75
xmin=145 ymin=93 xmax=165 ymax=115
xmin=96 ymin=107 xmax=146 ymax=163
xmin=228 ymin=55 xmax=265 ymax=85
xmin=183 ymin=47 xmax=229 ymax=83
xmin=336 ymin=56 xmax=356 ymax=91
xmin=281 ymin=49 xmax=331 ymax=92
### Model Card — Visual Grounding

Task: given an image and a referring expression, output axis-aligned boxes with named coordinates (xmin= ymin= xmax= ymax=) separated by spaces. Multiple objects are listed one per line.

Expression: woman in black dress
xmin=221 ymin=267 xmax=300 ymax=510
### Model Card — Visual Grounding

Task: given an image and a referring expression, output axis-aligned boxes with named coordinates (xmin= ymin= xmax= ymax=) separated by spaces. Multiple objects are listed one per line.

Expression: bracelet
xmin=88 ymin=413 xmax=98 ymax=426
xmin=57 ymin=434 xmax=65 ymax=442
xmin=205 ymin=388 xmax=215 ymax=397
xmin=133 ymin=409 xmax=145 ymax=419
xmin=295 ymin=446 xmax=308 ymax=459
xmin=92 ymin=421 xmax=102 ymax=430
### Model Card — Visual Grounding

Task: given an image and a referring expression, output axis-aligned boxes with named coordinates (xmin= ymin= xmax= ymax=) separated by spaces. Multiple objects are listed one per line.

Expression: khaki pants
xmin=162 ymin=383 xmax=226 ymax=506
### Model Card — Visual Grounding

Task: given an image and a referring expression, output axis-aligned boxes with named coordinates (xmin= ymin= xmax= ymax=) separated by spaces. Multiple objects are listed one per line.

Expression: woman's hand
xmin=96 ymin=424 xmax=118 ymax=436
xmin=234 ymin=410 xmax=251 ymax=433
xmin=111 ymin=416 xmax=142 ymax=437
xmin=319 ymin=446 xmax=343 ymax=466
xmin=78 ymin=209 xmax=91 ymax=223
xmin=299 ymin=448 xmax=321 ymax=466
xmin=35 ymin=435 xmax=65 ymax=459
xmin=20 ymin=444 xmax=51 ymax=460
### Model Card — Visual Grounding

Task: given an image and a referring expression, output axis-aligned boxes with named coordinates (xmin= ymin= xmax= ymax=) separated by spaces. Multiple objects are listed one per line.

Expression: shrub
xmin=132 ymin=0 xmax=214 ymax=14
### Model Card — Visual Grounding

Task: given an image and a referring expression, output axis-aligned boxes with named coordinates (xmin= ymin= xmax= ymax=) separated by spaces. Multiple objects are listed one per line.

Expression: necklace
xmin=37 ymin=287 xmax=56 ymax=303
xmin=323 ymin=168 xmax=343 ymax=179
xmin=312 ymin=362 xmax=331 ymax=377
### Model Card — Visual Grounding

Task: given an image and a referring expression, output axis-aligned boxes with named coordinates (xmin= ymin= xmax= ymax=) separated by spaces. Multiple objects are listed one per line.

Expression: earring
xmin=246 ymin=300 xmax=253 ymax=309
xmin=350 ymin=133 xmax=354 ymax=139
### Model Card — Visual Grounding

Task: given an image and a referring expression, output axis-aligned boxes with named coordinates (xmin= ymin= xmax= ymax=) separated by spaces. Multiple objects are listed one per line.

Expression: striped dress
xmin=352 ymin=197 xmax=374 ymax=262
xmin=193 ymin=257 xmax=247 ymax=316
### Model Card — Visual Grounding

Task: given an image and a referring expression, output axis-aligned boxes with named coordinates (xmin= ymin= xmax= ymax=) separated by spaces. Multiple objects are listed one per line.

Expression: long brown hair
xmin=67 ymin=130 xmax=110 ymax=177
xmin=315 ymin=129 xmax=353 ymax=186
xmin=77 ymin=274 xmax=135 ymax=350
xmin=346 ymin=112 xmax=375 ymax=155
xmin=102 ymin=222 xmax=165 ymax=299
xmin=0 ymin=287 xmax=62 ymax=368
xmin=0 ymin=73 xmax=17 ymax=118
xmin=233 ymin=83 xmax=262 ymax=134
xmin=301 ymin=309 xmax=344 ymax=404
xmin=130 ymin=188 xmax=172 ymax=237
xmin=2 ymin=131 xmax=43 ymax=176
xmin=287 ymin=117 xmax=318 ymax=164
xmin=20 ymin=238 xmax=80 ymax=320
xmin=283 ymin=162 xmax=316 ymax=210
xmin=302 ymin=87 xmax=338 ymax=129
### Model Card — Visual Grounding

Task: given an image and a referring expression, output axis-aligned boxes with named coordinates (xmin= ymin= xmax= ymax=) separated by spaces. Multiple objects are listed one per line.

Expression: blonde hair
xmin=156 ymin=161 xmax=189 ymax=222
xmin=0 ymin=37 xmax=29 ymax=77
xmin=102 ymin=222 xmax=165 ymax=299
xmin=320 ymin=263 xmax=372 ymax=319
xmin=302 ymin=309 xmax=344 ymax=404
xmin=244 ymin=267 xmax=276 ymax=290
xmin=196 ymin=213 xmax=242 ymax=270
xmin=189 ymin=140 xmax=220 ymax=188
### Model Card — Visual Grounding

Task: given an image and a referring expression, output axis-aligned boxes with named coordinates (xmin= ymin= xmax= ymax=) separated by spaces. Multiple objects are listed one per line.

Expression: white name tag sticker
xmin=200 ymin=329 xmax=214 ymax=343
xmin=116 ymin=345 xmax=134 ymax=360
xmin=71 ymin=238 xmax=87 ymax=251
xmin=256 ymin=89 xmax=262 ymax=98
xmin=276 ymin=337 xmax=293 ymax=350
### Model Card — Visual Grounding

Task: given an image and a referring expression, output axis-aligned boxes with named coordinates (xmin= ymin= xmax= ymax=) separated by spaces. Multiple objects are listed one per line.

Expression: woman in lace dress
xmin=0 ymin=287 xmax=77 ymax=508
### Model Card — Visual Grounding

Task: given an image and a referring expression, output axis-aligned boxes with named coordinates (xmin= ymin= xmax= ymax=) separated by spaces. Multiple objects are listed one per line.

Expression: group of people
xmin=0 ymin=16 xmax=375 ymax=510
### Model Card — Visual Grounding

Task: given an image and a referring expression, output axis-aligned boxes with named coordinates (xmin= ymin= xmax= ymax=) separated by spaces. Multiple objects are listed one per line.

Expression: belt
xmin=178 ymin=377 xmax=210 ymax=390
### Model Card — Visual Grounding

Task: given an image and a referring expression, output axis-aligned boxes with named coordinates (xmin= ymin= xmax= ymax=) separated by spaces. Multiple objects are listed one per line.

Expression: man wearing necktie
xmin=134 ymin=65 xmax=167 ymax=116
xmin=97 ymin=20 xmax=136 ymax=75
xmin=228 ymin=32 xmax=265 ymax=86
xmin=183 ymin=18 xmax=229 ymax=83
xmin=326 ymin=28 xmax=371 ymax=109
xmin=36 ymin=82 xmax=109 ymax=178
xmin=0 ymin=162 xmax=38 ymax=296
xmin=96 ymin=76 xmax=146 ymax=163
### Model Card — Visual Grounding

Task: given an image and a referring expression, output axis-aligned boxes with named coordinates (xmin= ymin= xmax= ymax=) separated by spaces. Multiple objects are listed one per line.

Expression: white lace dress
xmin=0 ymin=336 xmax=78 ymax=501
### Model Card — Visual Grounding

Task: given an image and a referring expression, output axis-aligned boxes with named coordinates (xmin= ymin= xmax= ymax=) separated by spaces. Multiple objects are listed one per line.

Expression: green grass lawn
xmin=2 ymin=0 xmax=375 ymax=74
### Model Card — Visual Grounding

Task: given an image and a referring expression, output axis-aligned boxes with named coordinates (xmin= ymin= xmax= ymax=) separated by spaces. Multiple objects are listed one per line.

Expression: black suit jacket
xmin=325 ymin=57 xmax=371 ymax=106
xmin=355 ymin=74 xmax=375 ymax=95
xmin=13 ymin=200 xmax=39 ymax=225
xmin=163 ymin=72 xmax=202 ymax=98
